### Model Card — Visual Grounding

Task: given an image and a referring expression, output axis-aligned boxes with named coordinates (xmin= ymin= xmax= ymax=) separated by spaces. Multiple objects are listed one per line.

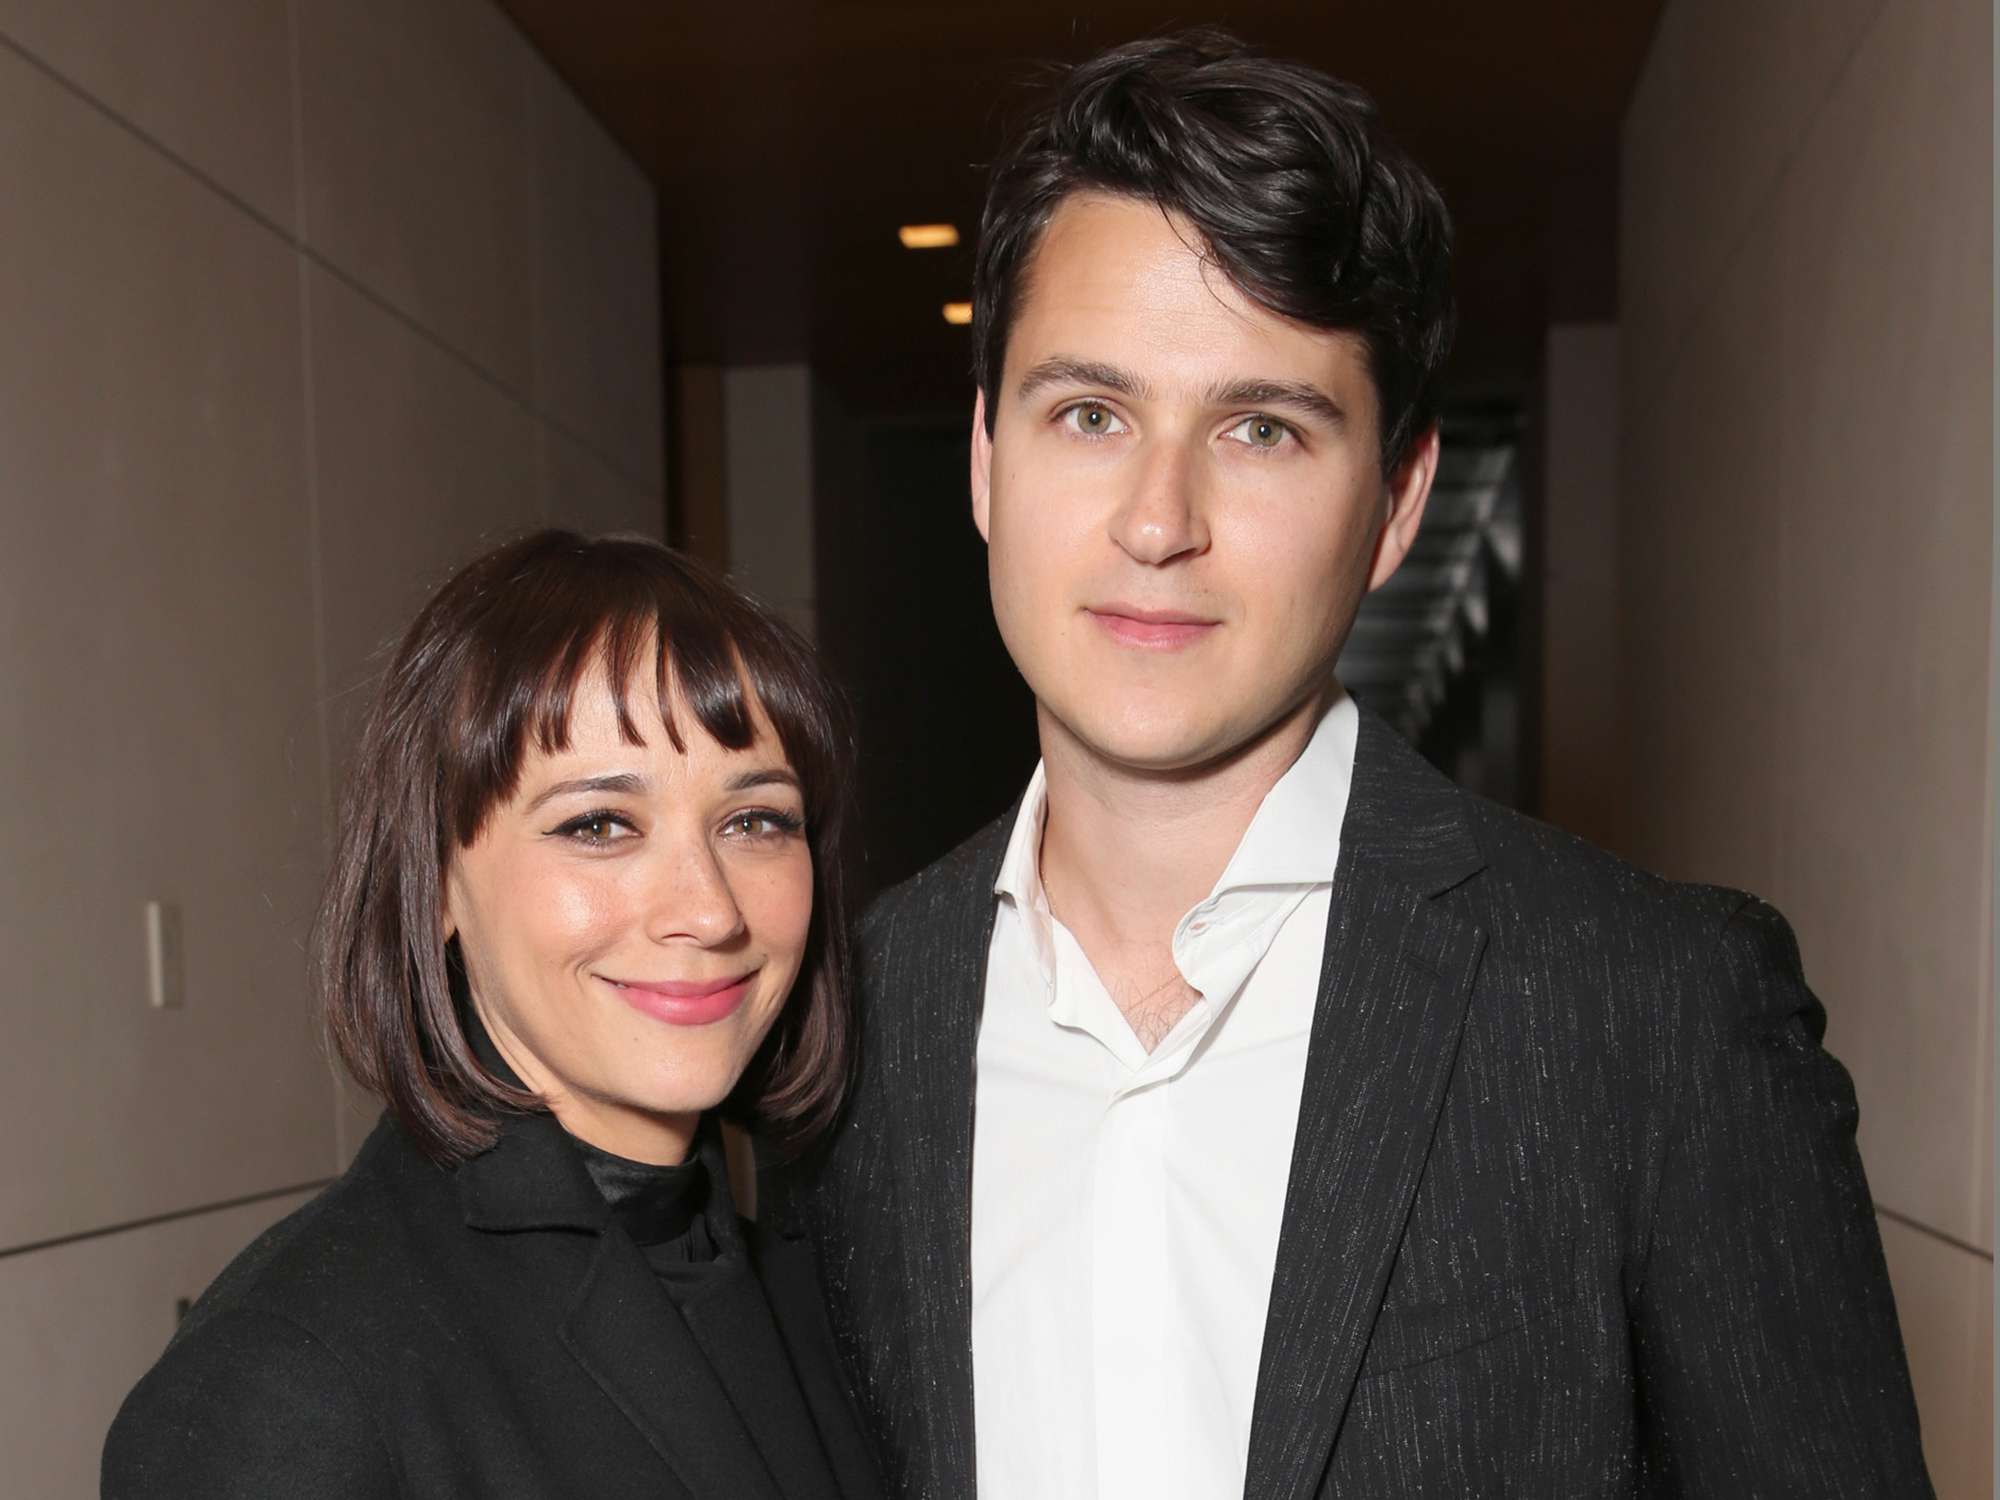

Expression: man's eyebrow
xmin=1014 ymin=356 xmax=1154 ymax=403
xmin=1015 ymin=360 xmax=1346 ymax=430
xmin=524 ymin=772 xmax=647 ymax=813
xmin=725 ymin=767 xmax=801 ymax=794
xmin=1206 ymin=377 xmax=1347 ymax=429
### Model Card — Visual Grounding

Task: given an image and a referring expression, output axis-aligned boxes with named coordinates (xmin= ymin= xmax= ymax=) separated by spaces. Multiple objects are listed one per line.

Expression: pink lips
xmin=601 ymin=971 xmax=754 ymax=1026
xmin=1087 ymin=604 xmax=1218 ymax=649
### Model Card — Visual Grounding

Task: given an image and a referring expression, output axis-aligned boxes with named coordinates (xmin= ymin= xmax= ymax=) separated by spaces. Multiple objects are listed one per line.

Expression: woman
xmin=103 ymin=531 xmax=882 ymax=1499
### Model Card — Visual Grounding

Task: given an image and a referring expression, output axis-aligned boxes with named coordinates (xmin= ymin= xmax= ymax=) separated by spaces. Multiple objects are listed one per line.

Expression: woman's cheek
xmin=537 ymin=864 xmax=628 ymax=957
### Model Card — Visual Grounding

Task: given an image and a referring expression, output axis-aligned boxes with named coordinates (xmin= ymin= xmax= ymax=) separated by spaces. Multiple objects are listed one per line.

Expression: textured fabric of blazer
xmin=765 ymin=706 xmax=1933 ymax=1498
xmin=103 ymin=1108 xmax=884 ymax=1500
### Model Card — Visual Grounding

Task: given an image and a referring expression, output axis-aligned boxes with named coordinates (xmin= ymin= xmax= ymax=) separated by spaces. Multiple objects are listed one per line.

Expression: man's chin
xmin=1040 ymin=691 xmax=1329 ymax=781
xmin=1049 ymin=710 xmax=1244 ymax=779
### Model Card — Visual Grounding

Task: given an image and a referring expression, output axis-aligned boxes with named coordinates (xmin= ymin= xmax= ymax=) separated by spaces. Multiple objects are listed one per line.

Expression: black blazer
xmin=103 ymin=1107 xmax=883 ymax=1500
xmin=766 ymin=706 xmax=1932 ymax=1498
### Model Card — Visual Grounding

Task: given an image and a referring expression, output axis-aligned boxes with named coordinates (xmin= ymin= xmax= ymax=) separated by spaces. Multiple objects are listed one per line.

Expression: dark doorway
xmin=815 ymin=420 xmax=1037 ymax=900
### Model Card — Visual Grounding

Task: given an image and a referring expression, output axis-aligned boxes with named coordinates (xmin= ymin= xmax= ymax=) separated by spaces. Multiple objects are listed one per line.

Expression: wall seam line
xmin=1876 ymin=1203 xmax=1994 ymax=1264
xmin=0 ymin=1181 xmax=336 ymax=1262
xmin=0 ymin=24 xmax=657 ymax=500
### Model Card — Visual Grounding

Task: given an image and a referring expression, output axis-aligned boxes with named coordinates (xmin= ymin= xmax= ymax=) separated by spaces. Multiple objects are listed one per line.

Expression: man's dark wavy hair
xmin=973 ymin=28 xmax=1456 ymax=474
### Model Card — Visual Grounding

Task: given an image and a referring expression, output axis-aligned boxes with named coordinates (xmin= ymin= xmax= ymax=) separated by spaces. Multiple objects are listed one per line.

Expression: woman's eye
xmin=553 ymin=811 xmax=634 ymax=845
xmin=1224 ymin=414 xmax=1291 ymax=450
xmin=1060 ymin=402 xmax=1127 ymax=438
xmin=723 ymin=809 xmax=805 ymax=841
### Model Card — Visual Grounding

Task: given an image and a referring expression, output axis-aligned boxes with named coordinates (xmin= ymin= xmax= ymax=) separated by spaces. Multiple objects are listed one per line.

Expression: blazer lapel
xmin=561 ymin=1232 xmax=784 ymax=1500
xmin=883 ymin=806 xmax=1015 ymax=1498
xmin=458 ymin=1109 xmax=783 ymax=1500
xmin=1243 ymin=709 xmax=1489 ymax=1500
xmin=757 ymin=1234 xmax=889 ymax=1499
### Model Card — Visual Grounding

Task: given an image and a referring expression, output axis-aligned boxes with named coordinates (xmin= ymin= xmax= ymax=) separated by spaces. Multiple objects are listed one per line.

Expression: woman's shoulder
xmin=102 ymin=1301 xmax=400 ymax=1498
xmin=188 ymin=1117 xmax=445 ymax=1332
xmin=102 ymin=1118 xmax=449 ymax=1497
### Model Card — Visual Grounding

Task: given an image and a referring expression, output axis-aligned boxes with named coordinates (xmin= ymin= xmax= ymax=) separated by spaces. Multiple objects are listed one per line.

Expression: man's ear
xmin=1366 ymin=422 xmax=1441 ymax=593
xmin=970 ymin=389 xmax=994 ymax=542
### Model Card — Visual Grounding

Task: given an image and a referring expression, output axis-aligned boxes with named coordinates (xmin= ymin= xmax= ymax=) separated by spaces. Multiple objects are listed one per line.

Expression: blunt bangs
xmin=439 ymin=540 xmax=832 ymax=858
xmin=316 ymin=530 xmax=856 ymax=1166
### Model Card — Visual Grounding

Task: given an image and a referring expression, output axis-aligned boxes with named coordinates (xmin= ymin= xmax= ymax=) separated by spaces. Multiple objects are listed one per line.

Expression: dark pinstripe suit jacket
xmin=766 ymin=707 xmax=1932 ymax=1497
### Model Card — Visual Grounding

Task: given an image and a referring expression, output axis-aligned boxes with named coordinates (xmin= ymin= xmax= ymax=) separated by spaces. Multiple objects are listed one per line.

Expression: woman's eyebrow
xmin=725 ymin=767 xmax=801 ymax=793
xmin=524 ymin=772 xmax=647 ymax=812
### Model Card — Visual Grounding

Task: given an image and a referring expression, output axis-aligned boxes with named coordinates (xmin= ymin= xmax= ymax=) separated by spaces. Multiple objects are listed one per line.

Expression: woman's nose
xmin=644 ymin=842 xmax=746 ymax=946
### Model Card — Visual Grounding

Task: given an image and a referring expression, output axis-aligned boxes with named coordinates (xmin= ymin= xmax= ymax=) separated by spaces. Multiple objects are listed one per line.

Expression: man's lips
xmin=600 ymin=971 xmax=756 ymax=1025
xmin=1086 ymin=604 xmax=1220 ymax=648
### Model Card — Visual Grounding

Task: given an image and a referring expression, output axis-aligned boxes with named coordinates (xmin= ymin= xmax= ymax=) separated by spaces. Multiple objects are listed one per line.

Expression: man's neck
xmin=1035 ymin=692 xmax=1328 ymax=1022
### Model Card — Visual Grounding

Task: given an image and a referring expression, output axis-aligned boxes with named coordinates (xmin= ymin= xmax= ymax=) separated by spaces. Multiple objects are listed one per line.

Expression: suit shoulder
xmin=1458 ymin=792 xmax=1750 ymax=946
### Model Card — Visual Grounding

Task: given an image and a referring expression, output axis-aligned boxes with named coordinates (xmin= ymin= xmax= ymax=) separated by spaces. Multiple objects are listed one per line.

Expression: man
xmin=770 ymin=29 xmax=1931 ymax=1499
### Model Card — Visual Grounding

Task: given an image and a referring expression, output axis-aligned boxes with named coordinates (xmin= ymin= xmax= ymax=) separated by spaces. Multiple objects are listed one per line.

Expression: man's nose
xmin=1109 ymin=436 xmax=1211 ymax=565
xmin=644 ymin=841 xmax=747 ymax=947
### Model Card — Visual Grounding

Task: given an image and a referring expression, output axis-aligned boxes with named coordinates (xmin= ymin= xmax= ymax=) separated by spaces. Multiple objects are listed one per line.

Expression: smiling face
xmin=441 ymin=661 xmax=814 ymax=1164
xmin=972 ymin=192 xmax=1438 ymax=776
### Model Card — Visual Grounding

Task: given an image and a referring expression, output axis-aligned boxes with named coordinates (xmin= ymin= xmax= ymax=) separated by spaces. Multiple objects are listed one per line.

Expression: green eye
xmin=1231 ymin=414 xmax=1288 ymax=449
xmin=1062 ymin=402 xmax=1125 ymax=437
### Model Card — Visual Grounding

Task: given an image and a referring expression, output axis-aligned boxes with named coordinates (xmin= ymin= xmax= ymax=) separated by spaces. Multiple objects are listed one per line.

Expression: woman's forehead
xmin=538 ymin=655 xmax=784 ymax=766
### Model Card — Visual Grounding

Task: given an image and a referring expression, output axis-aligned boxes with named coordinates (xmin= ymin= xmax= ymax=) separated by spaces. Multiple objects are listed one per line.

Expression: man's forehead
xmin=1008 ymin=192 xmax=1367 ymax=383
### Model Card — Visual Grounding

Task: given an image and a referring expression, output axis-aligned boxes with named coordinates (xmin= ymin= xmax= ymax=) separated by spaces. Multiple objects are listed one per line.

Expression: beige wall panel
xmin=0 ymin=0 xmax=296 ymax=229
xmin=529 ymin=67 xmax=664 ymax=493
xmin=293 ymin=0 xmax=535 ymax=392
xmin=539 ymin=422 xmax=665 ymax=541
xmin=1764 ymin=0 xmax=1993 ymax=1252
xmin=1621 ymin=0 xmax=1882 ymax=402
xmin=1877 ymin=1216 xmax=1994 ymax=1500
xmin=307 ymin=263 xmax=539 ymax=772
xmin=0 ymin=45 xmax=330 ymax=1247
xmin=0 ymin=1189 xmax=319 ymax=1500
xmin=1617 ymin=212 xmax=1787 ymax=897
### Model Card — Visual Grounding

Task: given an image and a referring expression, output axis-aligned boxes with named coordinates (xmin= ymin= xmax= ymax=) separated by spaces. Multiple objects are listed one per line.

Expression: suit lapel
xmin=883 ymin=808 xmax=1014 ymax=1499
xmin=1243 ymin=709 xmax=1488 ymax=1500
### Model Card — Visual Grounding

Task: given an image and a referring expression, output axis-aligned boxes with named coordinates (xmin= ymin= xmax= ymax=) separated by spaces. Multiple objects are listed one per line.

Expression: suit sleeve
xmin=1631 ymin=896 xmax=1933 ymax=1497
xmin=102 ymin=1307 xmax=398 ymax=1500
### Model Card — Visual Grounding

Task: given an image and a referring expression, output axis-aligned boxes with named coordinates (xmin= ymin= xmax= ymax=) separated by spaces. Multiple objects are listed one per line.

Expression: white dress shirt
xmin=970 ymin=695 xmax=1359 ymax=1500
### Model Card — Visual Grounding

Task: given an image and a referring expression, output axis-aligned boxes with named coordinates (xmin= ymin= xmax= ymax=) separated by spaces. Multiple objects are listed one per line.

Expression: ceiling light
xmin=900 ymin=223 xmax=960 ymax=249
xmin=942 ymin=301 xmax=973 ymax=325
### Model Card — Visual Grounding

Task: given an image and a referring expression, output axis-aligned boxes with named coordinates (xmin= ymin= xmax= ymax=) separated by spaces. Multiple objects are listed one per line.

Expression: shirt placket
xmin=1091 ymin=1069 xmax=1175 ymax=1499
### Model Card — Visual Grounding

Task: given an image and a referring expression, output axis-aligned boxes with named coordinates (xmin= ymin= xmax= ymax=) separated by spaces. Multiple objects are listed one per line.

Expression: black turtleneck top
xmin=567 ymin=1125 xmax=725 ymax=1303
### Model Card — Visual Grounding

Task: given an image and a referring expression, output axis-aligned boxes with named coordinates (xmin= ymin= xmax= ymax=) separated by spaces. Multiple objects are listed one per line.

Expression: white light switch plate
xmin=145 ymin=900 xmax=184 ymax=1010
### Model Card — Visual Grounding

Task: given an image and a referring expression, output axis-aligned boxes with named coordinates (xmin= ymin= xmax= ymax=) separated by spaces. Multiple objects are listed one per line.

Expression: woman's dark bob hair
xmin=314 ymin=529 xmax=856 ymax=1166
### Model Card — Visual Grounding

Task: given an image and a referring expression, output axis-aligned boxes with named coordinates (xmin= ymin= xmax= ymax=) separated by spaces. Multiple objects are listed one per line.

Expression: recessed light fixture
xmin=942 ymin=301 xmax=973 ymax=325
xmin=900 ymin=223 xmax=960 ymax=249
